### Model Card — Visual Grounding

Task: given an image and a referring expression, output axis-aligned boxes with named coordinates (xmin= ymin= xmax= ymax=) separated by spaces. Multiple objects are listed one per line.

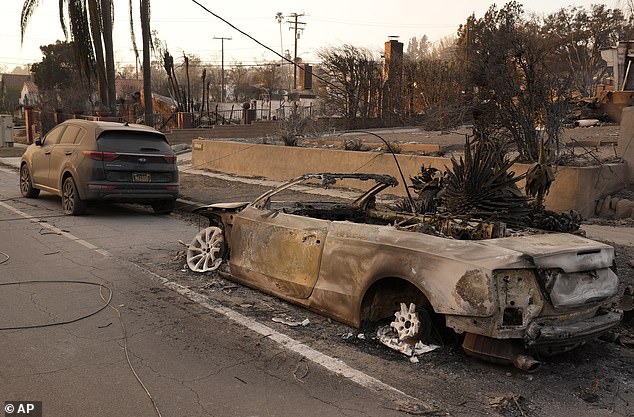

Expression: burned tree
xmin=457 ymin=2 xmax=571 ymax=163
xmin=403 ymin=36 xmax=467 ymax=129
xmin=317 ymin=45 xmax=382 ymax=126
xmin=543 ymin=4 xmax=634 ymax=97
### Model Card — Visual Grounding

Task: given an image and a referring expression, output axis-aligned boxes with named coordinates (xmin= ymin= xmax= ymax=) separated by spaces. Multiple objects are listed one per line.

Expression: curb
xmin=175 ymin=198 xmax=206 ymax=213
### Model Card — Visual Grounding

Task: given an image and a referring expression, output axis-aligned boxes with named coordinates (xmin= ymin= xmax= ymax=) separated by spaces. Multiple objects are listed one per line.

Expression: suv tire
xmin=20 ymin=165 xmax=40 ymax=198
xmin=62 ymin=176 xmax=87 ymax=215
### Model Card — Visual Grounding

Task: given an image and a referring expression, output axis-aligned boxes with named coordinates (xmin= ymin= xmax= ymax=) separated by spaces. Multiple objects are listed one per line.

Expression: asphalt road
xmin=1 ymin=163 xmax=633 ymax=417
xmin=0 ymin=166 xmax=416 ymax=417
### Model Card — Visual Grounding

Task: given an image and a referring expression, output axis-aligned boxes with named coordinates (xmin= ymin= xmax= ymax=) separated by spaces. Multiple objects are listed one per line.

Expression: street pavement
xmin=0 ymin=164 xmax=418 ymax=417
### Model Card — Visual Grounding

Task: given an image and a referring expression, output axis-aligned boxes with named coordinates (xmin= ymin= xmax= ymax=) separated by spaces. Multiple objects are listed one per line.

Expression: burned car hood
xmin=483 ymin=233 xmax=614 ymax=272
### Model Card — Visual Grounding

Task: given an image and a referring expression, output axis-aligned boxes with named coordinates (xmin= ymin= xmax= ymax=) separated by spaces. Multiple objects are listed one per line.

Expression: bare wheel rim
xmin=20 ymin=166 xmax=31 ymax=194
xmin=187 ymin=226 xmax=225 ymax=272
xmin=62 ymin=179 xmax=75 ymax=213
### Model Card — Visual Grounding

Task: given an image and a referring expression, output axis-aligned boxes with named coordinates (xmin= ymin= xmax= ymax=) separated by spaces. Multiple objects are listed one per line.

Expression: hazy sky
xmin=0 ymin=0 xmax=622 ymax=72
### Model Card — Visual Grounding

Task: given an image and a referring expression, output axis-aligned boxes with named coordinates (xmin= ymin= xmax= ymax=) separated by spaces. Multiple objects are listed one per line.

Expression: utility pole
xmin=213 ymin=36 xmax=232 ymax=102
xmin=286 ymin=13 xmax=305 ymax=91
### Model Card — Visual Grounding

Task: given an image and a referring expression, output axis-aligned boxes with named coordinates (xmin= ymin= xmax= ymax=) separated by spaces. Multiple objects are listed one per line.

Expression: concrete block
xmin=615 ymin=198 xmax=634 ymax=218
xmin=595 ymin=198 xmax=604 ymax=216
xmin=599 ymin=195 xmax=614 ymax=217
xmin=618 ymin=107 xmax=634 ymax=182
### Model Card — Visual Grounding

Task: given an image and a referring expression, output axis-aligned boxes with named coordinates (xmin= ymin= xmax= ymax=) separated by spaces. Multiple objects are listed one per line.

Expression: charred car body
xmin=189 ymin=173 xmax=622 ymax=366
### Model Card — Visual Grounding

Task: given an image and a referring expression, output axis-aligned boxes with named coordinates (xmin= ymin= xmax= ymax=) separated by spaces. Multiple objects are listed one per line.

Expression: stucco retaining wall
xmin=618 ymin=107 xmax=634 ymax=181
xmin=191 ymin=139 xmax=628 ymax=217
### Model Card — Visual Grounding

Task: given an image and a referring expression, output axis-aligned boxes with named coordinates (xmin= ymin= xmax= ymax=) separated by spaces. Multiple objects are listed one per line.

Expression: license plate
xmin=132 ymin=173 xmax=151 ymax=182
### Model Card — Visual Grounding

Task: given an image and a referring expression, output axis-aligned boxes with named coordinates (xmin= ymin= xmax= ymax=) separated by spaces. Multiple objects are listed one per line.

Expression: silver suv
xmin=20 ymin=119 xmax=179 ymax=215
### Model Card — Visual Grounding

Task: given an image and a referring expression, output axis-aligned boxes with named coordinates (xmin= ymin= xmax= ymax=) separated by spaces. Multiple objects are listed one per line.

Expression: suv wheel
xmin=152 ymin=199 xmax=176 ymax=214
xmin=62 ymin=176 xmax=87 ymax=215
xmin=20 ymin=165 xmax=40 ymax=198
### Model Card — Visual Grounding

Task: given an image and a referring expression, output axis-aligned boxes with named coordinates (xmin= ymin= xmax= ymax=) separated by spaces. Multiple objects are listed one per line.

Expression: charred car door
xmin=228 ymin=205 xmax=329 ymax=299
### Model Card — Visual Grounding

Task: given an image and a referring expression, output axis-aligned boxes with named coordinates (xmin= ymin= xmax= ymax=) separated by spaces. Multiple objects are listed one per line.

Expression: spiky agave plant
xmin=409 ymin=165 xmax=444 ymax=214
xmin=440 ymin=138 xmax=530 ymax=226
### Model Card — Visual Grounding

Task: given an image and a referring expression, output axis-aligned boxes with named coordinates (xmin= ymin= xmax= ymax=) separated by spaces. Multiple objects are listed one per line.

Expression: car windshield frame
xmin=250 ymin=173 xmax=398 ymax=210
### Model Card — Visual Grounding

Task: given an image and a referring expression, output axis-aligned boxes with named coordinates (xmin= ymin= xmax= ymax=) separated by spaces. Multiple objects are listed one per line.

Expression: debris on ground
xmin=488 ymin=392 xmax=527 ymax=417
xmin=618 ymin=332 xmax=634 ymax=347
xmin=272 ymin=317 xmax=310 ymax=327
xmin=578 ymin=379 xmax=601 ymax=403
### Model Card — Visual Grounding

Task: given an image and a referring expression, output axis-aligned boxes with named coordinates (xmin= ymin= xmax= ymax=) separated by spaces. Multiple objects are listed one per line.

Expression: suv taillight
xmin=163 ymin=155 xmax=176 ymax=164
xmin=82 ymin=151 xmax=119 ymax=161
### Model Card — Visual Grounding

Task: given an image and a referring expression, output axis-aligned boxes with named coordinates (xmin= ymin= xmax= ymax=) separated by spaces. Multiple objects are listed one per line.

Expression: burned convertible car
xmin=187 ymin=173 xmax=622 ymax=368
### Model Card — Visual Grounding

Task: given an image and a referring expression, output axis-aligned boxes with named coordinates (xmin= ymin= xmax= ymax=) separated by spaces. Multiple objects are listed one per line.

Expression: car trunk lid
xmin=484 ymin=233 xmax=614 ymax=272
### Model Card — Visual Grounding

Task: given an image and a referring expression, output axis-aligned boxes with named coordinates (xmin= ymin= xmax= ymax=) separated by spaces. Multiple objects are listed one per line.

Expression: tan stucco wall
xmin=618 ymin=106 xmax=634 ymax=181
xmin=192 ymin=139 xmax=628 ymax=217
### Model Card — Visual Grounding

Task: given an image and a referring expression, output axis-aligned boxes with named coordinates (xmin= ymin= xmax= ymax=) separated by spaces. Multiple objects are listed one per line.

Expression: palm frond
xmin=67 ymin=0 xmax=95 ymax=84
xmin=128 ymin=0 xmax=139 ymax=65
xmin=59 ymin=0 xmax=68 ymax=39
xmin=20 ymin=0 xmax=41 ymax=44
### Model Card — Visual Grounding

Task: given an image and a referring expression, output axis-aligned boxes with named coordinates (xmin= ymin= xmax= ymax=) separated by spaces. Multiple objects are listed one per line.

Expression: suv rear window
xmin=97 ymin=132 xmax=172 ymax=153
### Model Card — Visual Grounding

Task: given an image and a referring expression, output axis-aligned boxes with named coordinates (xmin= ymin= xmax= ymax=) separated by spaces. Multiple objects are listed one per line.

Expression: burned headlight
xmin=537 ymin=268 xmax=619 ymax=308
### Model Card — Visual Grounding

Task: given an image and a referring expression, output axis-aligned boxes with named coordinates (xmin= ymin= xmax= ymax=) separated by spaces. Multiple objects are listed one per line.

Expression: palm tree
xmin=140 ymin=0 xmax=153 ymax=124
xmin=21 ymin=0 xmax=116 ymax=112
xmin=87 ymin=0 xmax=108 ymax=106
xmin=101 ymin=0 xmax=116 ymax=110
xmin=275 ymin=12 xmax=290 ymax=91
xmin=275 ymin=12 xmax=284 ymax=56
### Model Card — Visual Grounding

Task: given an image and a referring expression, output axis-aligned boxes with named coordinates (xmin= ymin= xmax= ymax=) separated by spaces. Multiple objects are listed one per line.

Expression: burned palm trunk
xmin=163 ymin=50 xmax=184 ymax=111
xmin=525 ymin=137 xmax=555 ymax=211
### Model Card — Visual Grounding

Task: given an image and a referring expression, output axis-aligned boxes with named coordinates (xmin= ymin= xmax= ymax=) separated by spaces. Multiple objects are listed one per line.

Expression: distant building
xmin=1 ymin=74 xmax=32 ymax=94
xmin=1 ymin=73 xmax=33 ymax=110
xmin=115 ymin=78 xmax=143 ymax=100
xmin=20 ymin=81 xmax=40 ymax=106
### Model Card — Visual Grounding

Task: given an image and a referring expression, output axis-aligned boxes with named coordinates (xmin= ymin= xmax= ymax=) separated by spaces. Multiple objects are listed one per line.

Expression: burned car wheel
xmin=187 ymin=226 xmax=227 ymax=272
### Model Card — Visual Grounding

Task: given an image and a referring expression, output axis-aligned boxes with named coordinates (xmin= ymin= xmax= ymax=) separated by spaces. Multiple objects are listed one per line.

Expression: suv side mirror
xmin=34 ymin=138 xmax=42 ymax=146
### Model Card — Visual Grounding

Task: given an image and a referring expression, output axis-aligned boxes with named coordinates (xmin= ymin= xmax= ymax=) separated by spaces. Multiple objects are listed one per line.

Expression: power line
xmin=309 ymin=15 xmax=458 ymax=29
xmin=189 ymin=0 xmax=347 ymax=96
